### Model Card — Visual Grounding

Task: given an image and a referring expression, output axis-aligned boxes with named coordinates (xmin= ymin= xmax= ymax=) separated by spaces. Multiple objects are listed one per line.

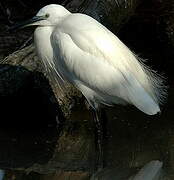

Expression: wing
xmin=50 ymin=14 xmax=165 ymax=114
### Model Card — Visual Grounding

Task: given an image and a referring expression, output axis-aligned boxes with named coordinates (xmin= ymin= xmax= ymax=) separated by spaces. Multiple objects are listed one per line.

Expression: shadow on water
xmin=0 ymin=64 xmax=64 ymax=168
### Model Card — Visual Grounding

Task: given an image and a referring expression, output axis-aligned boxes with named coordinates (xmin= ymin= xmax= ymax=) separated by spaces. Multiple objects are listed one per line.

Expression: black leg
xmin=91 ymin=108 xmax=107 ymax=171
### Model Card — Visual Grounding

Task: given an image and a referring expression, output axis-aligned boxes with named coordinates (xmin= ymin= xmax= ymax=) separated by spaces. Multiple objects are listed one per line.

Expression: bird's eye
xmin=45 ymin=13 xmax=50 ymax=18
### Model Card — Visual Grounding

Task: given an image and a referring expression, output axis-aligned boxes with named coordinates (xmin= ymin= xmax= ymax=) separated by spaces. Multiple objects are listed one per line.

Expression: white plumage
xmin=32 ymin=4 xmax=166 ymax=115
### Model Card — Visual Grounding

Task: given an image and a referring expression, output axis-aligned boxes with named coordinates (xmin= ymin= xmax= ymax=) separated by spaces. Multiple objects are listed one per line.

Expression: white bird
xmin=12 ymin=4 xmax=166 ymax=114
xmin=11 ymin=4 xmax=166 ymax=169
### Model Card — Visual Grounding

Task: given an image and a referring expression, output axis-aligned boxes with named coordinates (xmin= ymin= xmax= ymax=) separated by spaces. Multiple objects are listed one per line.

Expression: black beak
xmin=9 ymin=16 xmax=46 ymax=32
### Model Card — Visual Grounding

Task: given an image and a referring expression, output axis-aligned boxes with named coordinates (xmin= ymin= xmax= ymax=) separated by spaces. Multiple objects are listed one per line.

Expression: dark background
xmin=0 ymin=0 xmax=174 ymax=179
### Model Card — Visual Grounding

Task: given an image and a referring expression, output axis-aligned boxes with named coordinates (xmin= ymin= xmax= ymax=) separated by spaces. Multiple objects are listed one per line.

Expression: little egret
xmin=11 ymin=4 xmax=166 ymax=170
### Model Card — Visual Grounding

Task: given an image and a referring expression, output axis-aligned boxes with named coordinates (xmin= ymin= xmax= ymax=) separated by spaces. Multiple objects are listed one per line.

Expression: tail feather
xmin=126 ymin=76 xmax=160 ymax=115
xmin=136 ymin=56 xmax=167 ymax=106
xmin=116 ymin=52 xmax=167 ymax=114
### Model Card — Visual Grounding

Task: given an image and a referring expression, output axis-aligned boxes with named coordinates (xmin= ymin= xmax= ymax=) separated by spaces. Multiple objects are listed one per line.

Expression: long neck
xmin=34 ymin=26 xmax=54 ymax=61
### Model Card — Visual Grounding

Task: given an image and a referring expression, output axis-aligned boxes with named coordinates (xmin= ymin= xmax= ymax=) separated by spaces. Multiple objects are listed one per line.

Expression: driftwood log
xmin=1 ymin=0 xmax=174 ymax=179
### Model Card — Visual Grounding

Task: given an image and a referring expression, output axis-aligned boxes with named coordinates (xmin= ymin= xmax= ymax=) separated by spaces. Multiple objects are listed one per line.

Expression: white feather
xmin=33 ymin=4 xmax=167 ymax=115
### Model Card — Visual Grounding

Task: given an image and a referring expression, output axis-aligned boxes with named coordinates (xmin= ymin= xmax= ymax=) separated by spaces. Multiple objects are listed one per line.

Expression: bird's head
xmin=10 ymin=4 xmax=71 ymax=31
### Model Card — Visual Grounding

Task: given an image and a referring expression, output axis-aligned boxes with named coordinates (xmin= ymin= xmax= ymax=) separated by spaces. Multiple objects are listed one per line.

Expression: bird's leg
xmin=91 ymin=108 xmax=107 ymax=171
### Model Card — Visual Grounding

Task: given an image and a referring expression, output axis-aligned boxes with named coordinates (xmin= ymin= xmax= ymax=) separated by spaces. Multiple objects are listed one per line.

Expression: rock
xmin=0 ymin=64 xmax=64 ymax=168
xmin=0 ymin=170 xmax=5 ymax=180
xmin=0 ymin=63 xmax=95 ymax=173
xmin=130 ymin=160 xmax=163 ymax=180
